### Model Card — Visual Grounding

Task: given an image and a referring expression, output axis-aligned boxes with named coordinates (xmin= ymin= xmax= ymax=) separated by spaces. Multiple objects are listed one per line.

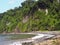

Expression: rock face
xmin=22 ymin=16 xmax=29 ymax=23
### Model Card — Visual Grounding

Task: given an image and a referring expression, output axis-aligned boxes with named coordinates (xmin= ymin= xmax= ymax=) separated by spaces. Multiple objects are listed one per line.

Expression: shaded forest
xmin=0 ymin=0 xmax=60 ymax=33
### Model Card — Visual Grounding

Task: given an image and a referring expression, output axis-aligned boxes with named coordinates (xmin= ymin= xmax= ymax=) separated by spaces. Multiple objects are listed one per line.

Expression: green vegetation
xmin=7 ymin=34 xmax=35 ymax=40
xmin=0 ymin=0 xmax=60 ymax=33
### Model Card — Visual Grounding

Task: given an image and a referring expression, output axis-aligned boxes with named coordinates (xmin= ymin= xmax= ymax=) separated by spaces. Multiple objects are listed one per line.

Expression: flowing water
xmin=0 ymin=34 xmax=35 ymax=45
xmin=0 ymin=34 xmax=54 ymax=45
xmin=0 ymin=34 xmax=21 ymax=45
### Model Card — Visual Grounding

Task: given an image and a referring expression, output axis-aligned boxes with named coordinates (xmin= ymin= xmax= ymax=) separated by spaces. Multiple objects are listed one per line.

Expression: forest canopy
xmin=0 ymin=0 xmax=60 ymax=33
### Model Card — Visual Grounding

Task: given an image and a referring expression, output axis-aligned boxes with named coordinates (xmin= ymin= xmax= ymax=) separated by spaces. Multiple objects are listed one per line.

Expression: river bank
xmin=35 ymin=36 xmax=60 ymax=45
xmin=21 ymin=31 xmax=60 ymax=45
xmin=30 ymin=31 xmax=60 ymax=45
xmin=0 ymin=31 xmax=60 ymax=45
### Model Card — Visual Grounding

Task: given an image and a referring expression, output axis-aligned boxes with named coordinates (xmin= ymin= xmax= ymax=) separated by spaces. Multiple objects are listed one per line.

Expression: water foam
xmin=32 ymin=34 xmax=45 ymax=39
xmin=9 ymin=42 xmax=22 ymax=45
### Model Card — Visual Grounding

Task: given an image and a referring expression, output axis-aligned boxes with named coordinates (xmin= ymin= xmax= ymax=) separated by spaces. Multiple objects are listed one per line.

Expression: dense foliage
xmin=0 ymin=0 xmax=60 ymax=33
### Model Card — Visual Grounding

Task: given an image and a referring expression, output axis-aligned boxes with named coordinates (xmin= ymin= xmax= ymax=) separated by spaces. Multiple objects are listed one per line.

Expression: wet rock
xmin=22 ymin=42 xmax=34 ymax=45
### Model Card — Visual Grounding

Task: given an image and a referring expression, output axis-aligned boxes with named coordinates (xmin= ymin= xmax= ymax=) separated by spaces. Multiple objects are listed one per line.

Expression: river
xmin=0 ymin=34 xmax=54 ymax=45
xmin=0 ymin=34 xmax=25 ymax=45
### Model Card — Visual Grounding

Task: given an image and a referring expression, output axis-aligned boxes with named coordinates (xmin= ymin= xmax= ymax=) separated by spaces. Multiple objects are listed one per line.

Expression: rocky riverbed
xmin=0 ymin=31 xmax=60 ymax=45
xmin=22 ymin=31 xmax=60 ymax=45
